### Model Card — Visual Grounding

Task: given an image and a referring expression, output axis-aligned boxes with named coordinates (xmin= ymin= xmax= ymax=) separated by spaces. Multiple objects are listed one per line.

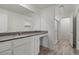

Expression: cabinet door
xmin=25 ymin=37 xmax=35 ymax=55
xmin=34 ymin=36 xmax=40 ymax=55
xmin=13 ymin=38 xmax=27 ymax=47
xmin=0 ymin=41 xmax=12 ymax=52
xmin=13 ymin=38 xmax=27 ymax=55
xmin=0 ymin=50 xmax=12 ymax=55
xmin=13 ymin=37 xmax=35 ymax=55
xmin=13 ymin=44 xmax=26 ymax=55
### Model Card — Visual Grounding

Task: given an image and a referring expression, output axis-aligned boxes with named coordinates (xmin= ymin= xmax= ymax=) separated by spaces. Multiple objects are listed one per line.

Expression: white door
xmin=60 ymin=17 xmax=73 ymax=46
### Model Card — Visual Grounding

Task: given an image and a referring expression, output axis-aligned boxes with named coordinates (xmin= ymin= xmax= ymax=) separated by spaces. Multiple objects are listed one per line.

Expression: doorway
xmin=59 ymin=17 xmax=73 ymax=46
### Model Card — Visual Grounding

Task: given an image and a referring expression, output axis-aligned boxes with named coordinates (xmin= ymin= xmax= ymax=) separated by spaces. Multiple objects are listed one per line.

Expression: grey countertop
xmin=0 ymin=31 xmax=48 ymax=42
xmin=0 ymin=31 xmax=48 ymax=36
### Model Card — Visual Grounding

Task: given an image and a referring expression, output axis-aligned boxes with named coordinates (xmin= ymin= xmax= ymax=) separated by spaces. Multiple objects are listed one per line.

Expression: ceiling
xmin=29 ymin=4 xmax=55 ymax=10
xmin=0 ymin=4 xmax=55 ymax=17
xmin=55 ymin=4 xmax=77 ymax=19
xmin=22 ymin=4 xmax=55 ymax=14
xmin=30 ymin=4 xmax=77 ymax=18
xmin=0 ymin=4 xmax=77 ymax=17
xmin=0 ymin=4 xmax=34 ymax=16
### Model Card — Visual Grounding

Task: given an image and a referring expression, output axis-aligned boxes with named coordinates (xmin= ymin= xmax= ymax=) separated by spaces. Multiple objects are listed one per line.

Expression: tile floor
xmin=47 ymin=49 xmax=79 ymax=55
xmin=39 ymin=39 xmax=79 ymax=55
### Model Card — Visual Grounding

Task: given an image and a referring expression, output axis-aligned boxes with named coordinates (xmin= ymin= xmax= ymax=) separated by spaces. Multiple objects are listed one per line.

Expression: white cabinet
xmin=13 ymin=38 xmax=27 ymax=47
xmin=13 ymin=44 xmax=26 ymax=55
xmin=13 ymin=38 xmax=27 ymax=55
xmin=25 ymin=37 xmax=35 ymax=55
xmin=13 ymin=36 xmax=40 ymax=55
xmin=34 ymin=36 xmax=40 ymax=55
xmin=0 ymin=41 xmax=12 ymax=55
xmin=0 ymin=50 xmax=12 ymax=55
xmin=0 ymin=41 xmax=12 ymax=52
xmin=13 ymin=37 xmax=35 ymax=55
xmin=0 ymin=35 xmax=40 ymax=55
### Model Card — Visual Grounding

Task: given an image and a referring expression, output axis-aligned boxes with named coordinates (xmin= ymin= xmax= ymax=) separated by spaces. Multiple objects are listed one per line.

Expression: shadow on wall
xmin=40 ymin=35 xmax=49 ymax=48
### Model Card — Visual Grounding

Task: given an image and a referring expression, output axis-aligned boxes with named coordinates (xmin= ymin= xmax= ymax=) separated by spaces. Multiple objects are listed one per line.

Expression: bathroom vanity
xmin=0 ymin=31 xmax=48 ymax=55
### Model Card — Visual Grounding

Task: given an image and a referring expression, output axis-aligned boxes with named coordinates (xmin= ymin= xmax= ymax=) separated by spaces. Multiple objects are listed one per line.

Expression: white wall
xmin=0 ymin=8 xmax=32 ymax=32
xmin=32 ymin=5 xmax=75 ymax=49
xmin=0 ymin=13 xmax=8 ymax=32
xmin=77 ymin=11 xmax=79 ymax=50
xmin=32 ymin=6 xmax=56 ymax=49
xmin=55 ymin=5 xmax=74 ymax=47
xmin=55 ymin=5 xmax=76 ymax=19
xmin=31 ymin=14 xmax=41 ymax=30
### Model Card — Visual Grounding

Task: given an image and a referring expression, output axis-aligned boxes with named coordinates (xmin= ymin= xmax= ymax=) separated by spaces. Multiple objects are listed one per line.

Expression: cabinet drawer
xmin=13 ymin=44 xmax=26 ymax=55
xmin=13 ymin=37 xmax=35 ymax=55
xmin=13 ymin=38 xmax=28 ymax=47
xmin=0 ymin=50 xmax=12 ymax=55
xmin=0 ymin=41 xmax=12 ymax=52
